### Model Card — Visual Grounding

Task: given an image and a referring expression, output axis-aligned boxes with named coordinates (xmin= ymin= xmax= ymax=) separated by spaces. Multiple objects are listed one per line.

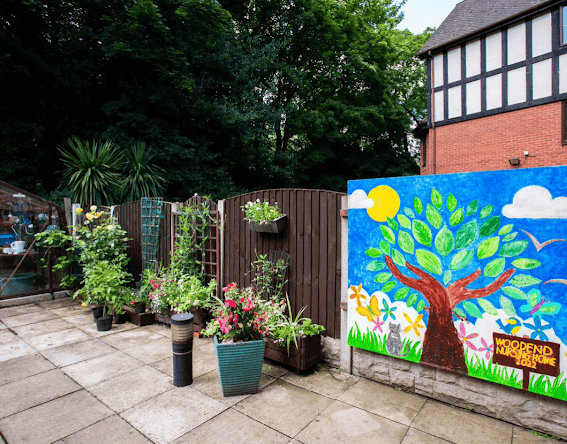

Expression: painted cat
xmin=386 ymin=323 xmax=409 ymax=357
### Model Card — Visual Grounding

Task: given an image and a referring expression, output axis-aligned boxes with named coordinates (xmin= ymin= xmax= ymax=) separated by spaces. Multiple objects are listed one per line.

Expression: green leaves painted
xmin=431 ymin=189 xmax=443 ymax=210
xmin=398 ymin=231 xmax=415 ymax=254
xmin=479 ymin=216 xmax=500 ymax=237
xmin=449 ymin=208 xmax=464 ymax=227
xmin=412 ymin=219 xmax=432 ymax=246
xmin=426 ymin=204 xmax=442 ymax=229
xmin=446 ymin=194 xmax=457 ymax=212
xmin=450 ymin=249 xmax=474 ymax=271
xmin=365 ymin=248 xmax=382 ymax=258
xmin=434 ymin=227 xmax=454 ymax=257
xmin=499 ymin=241 xmax=528 ymax=257
xmin=455 ymin=220 xmax=478 ymax=249
xmin=416 ymin=249 xmax=442 ymax=275
xmin=380 ymin=226 xmax=396 ymax=244
xmin=477 ymin=237 xmax=499 ymax=260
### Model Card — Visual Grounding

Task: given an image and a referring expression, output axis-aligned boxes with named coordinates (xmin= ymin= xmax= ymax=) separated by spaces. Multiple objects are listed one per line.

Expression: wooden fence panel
xmin=221 ymin=189 xmax=345 ymax=339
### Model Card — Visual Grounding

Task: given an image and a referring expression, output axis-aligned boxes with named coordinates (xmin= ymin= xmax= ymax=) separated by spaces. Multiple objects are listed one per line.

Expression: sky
xmin=397 ymin=0 xmax=462 ymax=35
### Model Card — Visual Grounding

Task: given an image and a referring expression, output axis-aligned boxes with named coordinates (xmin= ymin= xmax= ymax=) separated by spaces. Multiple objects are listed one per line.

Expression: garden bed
xmin=124 ymin=306 xmax=155 ymax=326
xmin=264 ymin=334 xmax=322 ymax=371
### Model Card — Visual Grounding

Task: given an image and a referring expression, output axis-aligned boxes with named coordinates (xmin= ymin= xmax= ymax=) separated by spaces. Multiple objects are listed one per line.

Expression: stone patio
xmin=0 ymin=298 xmax=563 ymax=444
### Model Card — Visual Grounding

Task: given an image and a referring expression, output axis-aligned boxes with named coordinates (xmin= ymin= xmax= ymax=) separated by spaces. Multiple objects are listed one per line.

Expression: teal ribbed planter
xmin=214 ymin=336 xmax=265 ymax=397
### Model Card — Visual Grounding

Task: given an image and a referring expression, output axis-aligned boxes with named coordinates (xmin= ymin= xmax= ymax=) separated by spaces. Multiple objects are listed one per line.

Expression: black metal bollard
xmin=170 ymin=313 xmax=194 ymax=387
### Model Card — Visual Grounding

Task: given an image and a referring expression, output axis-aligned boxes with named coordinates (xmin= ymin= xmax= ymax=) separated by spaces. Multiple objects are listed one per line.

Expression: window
xmin=563 ymin=7 xmax=567 ymax=45
xmin=421 ymin=135 xmax=427 ymax=167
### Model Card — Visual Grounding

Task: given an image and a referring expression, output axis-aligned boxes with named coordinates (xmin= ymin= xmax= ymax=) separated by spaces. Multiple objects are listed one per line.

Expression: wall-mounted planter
xmin=264 ymin=334 xmax=322 ymax=371
xmin=247 ymin=215 xmax=287 ymax=234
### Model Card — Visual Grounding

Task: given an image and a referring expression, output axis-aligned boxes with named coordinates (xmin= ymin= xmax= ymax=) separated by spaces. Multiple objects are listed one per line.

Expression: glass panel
xmin=563 ymin=7 xmax=567 ymax=44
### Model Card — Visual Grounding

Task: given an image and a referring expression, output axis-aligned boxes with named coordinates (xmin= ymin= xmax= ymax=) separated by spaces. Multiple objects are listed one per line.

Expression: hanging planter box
xmin=247 ymin=215 xmax=287 ymax=234
xmin=124 ymin=306 xmax=155 ymax=326
xmin=264 ymin=334 xmax=322 ymax=372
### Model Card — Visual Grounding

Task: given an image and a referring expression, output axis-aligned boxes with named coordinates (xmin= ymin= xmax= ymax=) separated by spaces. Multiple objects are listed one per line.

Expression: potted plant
xmin=76 ymin=260 xmax=129 ymax=331
xmin=264 ymin=296 xmax=325 ymax=371
xmin=172 ymin=275 xmax=217 ymax=333
xmin=203 ymin=283 xmax=269 ymax=396
xmin=241 ymin=199 xmax=287 ymax=233
xmin=111 ymin=288 xmax=128 ymax=324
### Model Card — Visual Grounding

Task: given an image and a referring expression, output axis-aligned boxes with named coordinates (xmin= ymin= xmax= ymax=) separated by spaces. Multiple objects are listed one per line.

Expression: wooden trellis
xmin=141 ymin=197 xmax=164 ymax=271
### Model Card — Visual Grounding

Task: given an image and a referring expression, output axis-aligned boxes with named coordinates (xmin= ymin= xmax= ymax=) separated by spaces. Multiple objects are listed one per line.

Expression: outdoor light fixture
xmin=508 ymin=158 xmax=521 ymax=166
xmin=170 ymin=313 xmax=194 ymax=387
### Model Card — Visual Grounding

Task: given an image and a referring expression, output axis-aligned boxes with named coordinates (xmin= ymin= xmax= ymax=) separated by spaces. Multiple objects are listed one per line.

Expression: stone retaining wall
xmin=321 ymin=337 xmax=567 ymax=440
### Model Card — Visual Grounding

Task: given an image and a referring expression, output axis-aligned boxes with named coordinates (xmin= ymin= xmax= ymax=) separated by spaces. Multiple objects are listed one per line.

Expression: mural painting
xmin=347 ymin=167 xmax=567 ymax=401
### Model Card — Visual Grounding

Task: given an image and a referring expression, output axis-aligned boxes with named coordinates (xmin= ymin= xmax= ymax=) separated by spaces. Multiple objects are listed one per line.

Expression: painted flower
xmin=458 ymin=322 xmax=479 ymax=351
xmin=403 ymin=312 xmax=425 ymax=337
xmin=524 ymin=317 xmax=553 ymax=341
xmin=478 ymin=338 xmax=494 ymax=359
xmin=372 ymin=317 xmax=385 ymax=333
xmin=381 ymin=299 xmax=397 ymax=321
xmin=349 ymin=284 xmax=366 ymax=306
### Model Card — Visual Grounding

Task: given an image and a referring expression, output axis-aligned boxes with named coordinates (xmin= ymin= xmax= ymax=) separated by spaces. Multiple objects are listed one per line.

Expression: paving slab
xmin=24 ymin=327 xmax=91 ymax=351
xmin=0 ymin=339 xmax=36 ymax=362
xmin=2 ymin=309 xmax=57 ymax=327
xmin=55 ymin=414 xmax=153 ymax=444
xmin=411 ymin=401 xmax=514 ymax=444
xmin=0 ymin=368 xmax=81 ymax=418
xmin=122 ymin=336 xmax=173 ymax=363
xmin=401 ymin=429 xmax=453 ymax=444
xmin=234 ymin=379 xmax=335 ymax=436
xmin=99 ymin=327 xmax=164 ymax=350
xmin=37 ymin=297 xmax=78 ymax=309
xmin=49 ymin=304 xmax=91 ymax=318
xmin=10 ymin=318 xmax=74 ymax=338
xmin=121 ymin=385 xmax=227 ymax=444
xmin=191 ymin=369 xmax=276 ymax=407
xmin=62 ymin=311 xmax=96 ymax=327
xmin=174 ymin=407 xmax=289 ymax=444
xmin=0 ymin=304 xmax=44 ymax=319
xmin=40 ymin=338 xmax=115 ymax=367
xmin=0 ymin=320 xmax=6 ymax=329
xmin=0 ymin=390 xmax=113 ymax=444
xmin=338 ymin=377 xmax=426 ymax=426
xmin=512 ymin=427 xmax=562 ymax=444
xmin=282 ymin=365 xmax=360 ymax=399
xmin=142 ymin=323 xmax=171 ymax=337
xmin=151 ymin=344 xmax=218 ymax=379
xmin=262 ymin=361 xmax=291 ymax=379
xmin=0 ymin=353 xmax=55 ymax=386
xmin=88 ymin=364 xmax=173 ymax=412
xmin=77 ymin=319 xmax=138 ymax=337
xmin=296 ymin=399 xmax=409 ymax=444
xmin=193 ymin=336 xmax=214 ymax=350
xmin=0 ymin=328 xmax=19 ymax=345
xmin=62 ymin=350 xmax=145 ymax=387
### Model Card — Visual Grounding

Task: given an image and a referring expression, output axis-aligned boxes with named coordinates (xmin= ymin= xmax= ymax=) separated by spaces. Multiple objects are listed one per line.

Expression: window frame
xmin=562 ymin=6 xmax=567 ymax=46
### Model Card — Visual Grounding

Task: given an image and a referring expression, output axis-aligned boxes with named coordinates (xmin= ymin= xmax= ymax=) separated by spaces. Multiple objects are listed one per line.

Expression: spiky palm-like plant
xmin=121 ymin=142 xmax=165 ymax=202
xmin=59 ymin=137 xmax=123 ymax=207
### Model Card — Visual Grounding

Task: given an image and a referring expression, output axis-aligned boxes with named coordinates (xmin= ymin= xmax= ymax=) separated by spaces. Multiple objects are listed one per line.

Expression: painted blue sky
xmin=348 ymin=166 xmax=567 ymax=343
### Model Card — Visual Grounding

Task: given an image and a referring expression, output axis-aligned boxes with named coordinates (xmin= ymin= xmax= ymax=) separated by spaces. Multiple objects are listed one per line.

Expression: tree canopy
xmin=1 ymin=0 xmax=431 ymax=201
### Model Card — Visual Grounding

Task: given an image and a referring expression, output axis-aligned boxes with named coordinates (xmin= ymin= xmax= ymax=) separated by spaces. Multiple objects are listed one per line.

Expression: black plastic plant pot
xmin=171 ymin=313 xmax=194 ymax=387
xmin=113 ymin=312 xmax=126 ymax=324
xmin=96 ymin=315 xmax=113 ymax=332
xmin=92 ymin=306 xmax=104 ymax=322
xmin=134 ymin=302 xmax=146 ymax=314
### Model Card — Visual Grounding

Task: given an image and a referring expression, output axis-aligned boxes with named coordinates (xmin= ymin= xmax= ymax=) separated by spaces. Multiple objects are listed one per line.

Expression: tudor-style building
xmin=415 ymin=0 xmax=567 ymax=175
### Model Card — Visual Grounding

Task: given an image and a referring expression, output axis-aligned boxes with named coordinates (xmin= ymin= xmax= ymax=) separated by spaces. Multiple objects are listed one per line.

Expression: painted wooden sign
xmin=347 ymin=166 xmax=567 ymax=401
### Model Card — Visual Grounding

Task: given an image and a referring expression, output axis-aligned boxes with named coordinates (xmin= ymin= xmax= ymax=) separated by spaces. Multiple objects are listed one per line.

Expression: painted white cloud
xmin=349 ymin=189 xmax=374 ymax=209
xmin=502 ymin=186 xmax=567 ymax=219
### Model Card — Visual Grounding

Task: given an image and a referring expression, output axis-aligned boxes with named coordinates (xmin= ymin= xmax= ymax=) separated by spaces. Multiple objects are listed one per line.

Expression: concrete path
xmin=0 ymin=298 xmax=562 ymax=444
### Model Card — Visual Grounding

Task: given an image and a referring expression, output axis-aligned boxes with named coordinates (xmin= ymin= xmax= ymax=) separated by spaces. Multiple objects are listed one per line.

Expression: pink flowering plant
xmin=203 ymin=283 xmax=273 ymax=343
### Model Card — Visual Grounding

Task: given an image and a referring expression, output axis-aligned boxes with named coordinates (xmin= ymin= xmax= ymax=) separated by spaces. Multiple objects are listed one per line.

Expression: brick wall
xmin=421 ymin=101 xmax=567 ymax=175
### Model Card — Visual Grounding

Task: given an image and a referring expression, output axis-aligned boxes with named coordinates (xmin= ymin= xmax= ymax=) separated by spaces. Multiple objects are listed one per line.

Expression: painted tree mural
xmin=354 ymin=185 xmax=563 ymax=376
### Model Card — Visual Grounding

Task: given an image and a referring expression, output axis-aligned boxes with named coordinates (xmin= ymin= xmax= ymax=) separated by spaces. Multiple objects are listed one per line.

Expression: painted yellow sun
xmin=367 ymin=186 xmax=400 ymax=222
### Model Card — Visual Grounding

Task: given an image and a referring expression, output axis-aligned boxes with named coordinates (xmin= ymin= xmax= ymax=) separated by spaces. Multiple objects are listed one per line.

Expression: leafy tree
xmin=365 ymin=189 xmax=562 ymax=373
